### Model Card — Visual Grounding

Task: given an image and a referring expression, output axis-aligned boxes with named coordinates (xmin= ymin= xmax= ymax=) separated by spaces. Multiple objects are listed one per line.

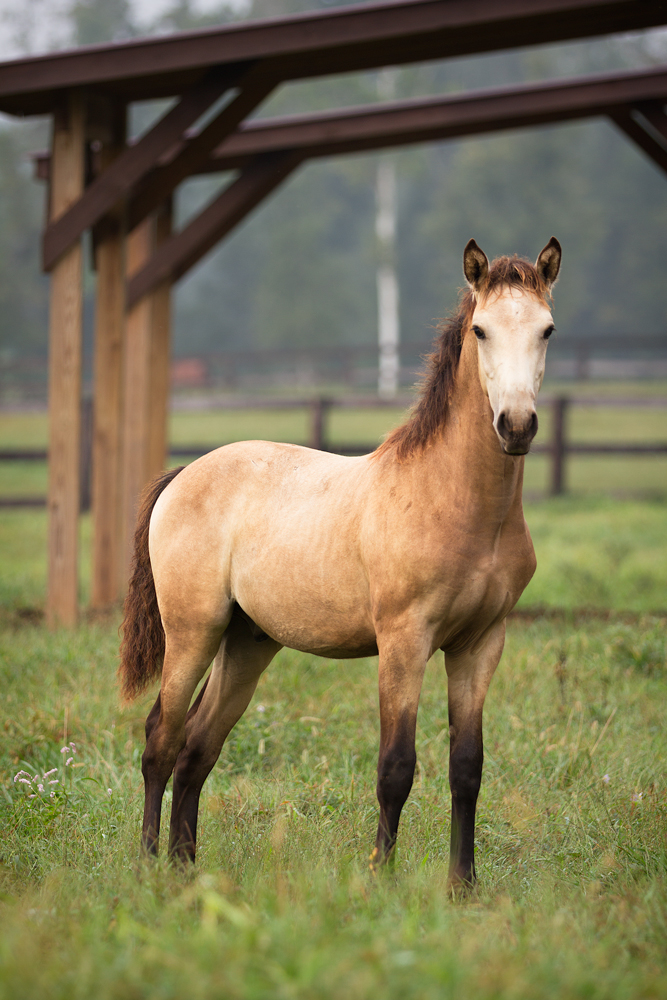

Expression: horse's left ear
xmin=535 ymin=237 xmax=562 ymax=288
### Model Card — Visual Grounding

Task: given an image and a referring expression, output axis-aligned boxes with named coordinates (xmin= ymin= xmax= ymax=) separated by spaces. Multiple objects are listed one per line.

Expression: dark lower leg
xmin=448 ymin=722 xmax=483 ymax=886
xmin=141 ymin=696 xmax=187 ymax=856
xmin=372 ymin=728 xmax=417 ymax=867
xmin=169 ymin=746 xmax=218 ymax=863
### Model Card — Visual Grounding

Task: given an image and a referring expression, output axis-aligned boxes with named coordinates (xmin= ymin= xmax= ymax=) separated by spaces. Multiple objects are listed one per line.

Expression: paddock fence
xmin=1 ymin=395 xmax=666 ymax=509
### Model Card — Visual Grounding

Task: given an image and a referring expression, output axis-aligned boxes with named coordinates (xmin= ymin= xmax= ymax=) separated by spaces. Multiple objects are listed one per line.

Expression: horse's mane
xmin=375 ymin=254 xmax=550 ymax=461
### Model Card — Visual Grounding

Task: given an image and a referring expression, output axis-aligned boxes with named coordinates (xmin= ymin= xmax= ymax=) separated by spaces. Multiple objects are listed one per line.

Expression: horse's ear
xmin=536 ymin=237 xmax=562 ymax=288
xmin=463 ymin=239 xmax=489 ymax=292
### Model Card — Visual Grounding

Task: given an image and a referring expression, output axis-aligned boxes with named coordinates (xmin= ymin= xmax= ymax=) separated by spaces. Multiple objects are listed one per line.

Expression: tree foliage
xmin=0 ymin=0 xmax=665 ymax=362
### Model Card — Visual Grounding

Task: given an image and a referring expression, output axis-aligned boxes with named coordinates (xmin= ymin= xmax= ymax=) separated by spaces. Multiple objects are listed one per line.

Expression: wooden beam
xmin=127 ymin=65 xmax=278 ymax=230
xmin=610 ymin=107 xmax=667 ymax=174
xmin=47 ymin=91 xmax=86 ymax=627
xmin=203 ymin=65 xmax=667 ymax=171
xmin=42 ymin=65 xmax=244 ymax=271
xmin=90 ymin=102 xmax=127 ymax=609
xmin=127 ymin=150 xmax=302 ymax=306
xmin=32 ymin=65 xmax=667 ymax=181
xmin=632 ymin=100 xmax=667 ymax=143
xmin=0 ymin=0 xmax=665 ymax=116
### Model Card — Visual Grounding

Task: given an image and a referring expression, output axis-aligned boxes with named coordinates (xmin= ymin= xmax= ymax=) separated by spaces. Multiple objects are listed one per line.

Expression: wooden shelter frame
xmin=0 ymin=0 xmax=666 ymax=625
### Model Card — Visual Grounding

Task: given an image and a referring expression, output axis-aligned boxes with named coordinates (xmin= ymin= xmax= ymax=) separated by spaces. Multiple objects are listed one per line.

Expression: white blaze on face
xmin=472 ymin=286 xmax=554 ymax=454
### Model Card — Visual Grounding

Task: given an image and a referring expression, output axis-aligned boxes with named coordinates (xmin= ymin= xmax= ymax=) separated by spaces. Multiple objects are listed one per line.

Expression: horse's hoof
xmin=446 ymin=873 xmax=476 ymax=899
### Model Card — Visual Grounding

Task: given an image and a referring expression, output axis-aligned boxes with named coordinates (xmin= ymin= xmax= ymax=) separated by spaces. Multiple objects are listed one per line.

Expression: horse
xmin=120 ymin=236 xmax=561 ymax=886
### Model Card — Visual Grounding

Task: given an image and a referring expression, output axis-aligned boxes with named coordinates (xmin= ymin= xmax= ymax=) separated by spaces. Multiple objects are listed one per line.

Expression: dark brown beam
xmin=127 ymin=65 xmax=279 ymax=230
xmin=1 ymin=0 xmax=665 ymax=116
xmin=632 ymin=100 xmax=667 ymax=143
xmin=33 ymin=65 xmax=667 ymax=181
xmin=202 ymin=65 xmax=667 ymax=171
xmin=610 ymin=107 xmax=667 ymax=173
xmin=42 ymin=65 xmax=245 ymax=270
xmin=126 ymin=150 xmax=302 ymax=306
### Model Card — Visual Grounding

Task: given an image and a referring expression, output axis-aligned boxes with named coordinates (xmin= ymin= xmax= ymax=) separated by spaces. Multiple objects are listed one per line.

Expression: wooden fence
xmin=1 ymin=395 xmax=666 ymax=508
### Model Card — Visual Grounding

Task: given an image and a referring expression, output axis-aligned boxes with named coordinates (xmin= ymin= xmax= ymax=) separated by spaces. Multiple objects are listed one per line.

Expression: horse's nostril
xmin=528 ymin=411 xmax=538 ymax=437
xmin=496 ymin=411 xmax=509 ymax=440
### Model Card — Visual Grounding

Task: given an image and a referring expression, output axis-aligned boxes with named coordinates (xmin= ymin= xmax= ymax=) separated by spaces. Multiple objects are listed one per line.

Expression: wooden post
xmin=47 ymin=92 xmax=86 ymax=627
xmin=120 ymin=215 xmax=156 ymax=582
xmin=147 ymin=198 xmax=173 ymax=481
xmin=90 ymin=103 xmax=127 ymax=608
xmin=79 ymin=396 xmax=94 ymax=514
xmin=309 ymin=398 xmax=330 ymax=451
xmin=550 ymin=396 xmax=568 ymax=496
xmin=119 ymin=202 xmax=173 ymax=586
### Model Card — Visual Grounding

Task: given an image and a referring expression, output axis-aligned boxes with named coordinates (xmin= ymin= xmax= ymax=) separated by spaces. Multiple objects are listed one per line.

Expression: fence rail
xmin=1 ymin=395 xmax=665 ymax=508
xmin=3 ymin=335 xmax=667 ymax=401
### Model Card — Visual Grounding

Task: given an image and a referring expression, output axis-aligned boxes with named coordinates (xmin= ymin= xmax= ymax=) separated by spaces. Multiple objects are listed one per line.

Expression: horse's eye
xmin=544 ymin=325 xmax=555 ymax=340
xmin=473 ymin=325 xmax=485 ymax=340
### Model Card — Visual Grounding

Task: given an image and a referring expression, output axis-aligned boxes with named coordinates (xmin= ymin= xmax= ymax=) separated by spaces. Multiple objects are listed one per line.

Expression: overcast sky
xmin=0 ymin=0 xmax=241 ymax=58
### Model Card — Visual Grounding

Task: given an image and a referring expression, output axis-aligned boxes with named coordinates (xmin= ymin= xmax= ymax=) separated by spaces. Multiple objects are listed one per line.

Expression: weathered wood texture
xmin=91 ymin=104 xmax=127 ymax=609
xmin=120 ymin=204 xmax=174 ymax=586
xmin=120 ymin=216 xmax=155 ymax=583
xmin=127 ymin=150 xmax=302 ymax=306
xmin=147 ymin=199 xmax=173 ymax=482
xmin=47 ymin=92 xmax=86 ymax=627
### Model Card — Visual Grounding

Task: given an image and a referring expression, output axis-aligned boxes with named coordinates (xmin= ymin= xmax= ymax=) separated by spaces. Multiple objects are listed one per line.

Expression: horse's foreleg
xmin=372 ymin=634 xmax=428 ymax=870
xmin=444 ymin=622 xmax=505 ymax=888
xmin=169 ymin=617 xmax=281 ymax=864
xmin=141 ymin=630 xmax=223 ymax=857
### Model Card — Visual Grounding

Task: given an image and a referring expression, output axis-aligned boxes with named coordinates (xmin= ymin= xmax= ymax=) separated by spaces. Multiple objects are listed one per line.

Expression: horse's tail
xmin=119 ymin=466 xmax=184 ymax=700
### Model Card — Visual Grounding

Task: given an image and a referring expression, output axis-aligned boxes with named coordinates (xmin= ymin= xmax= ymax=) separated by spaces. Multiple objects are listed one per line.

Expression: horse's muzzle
xmin=496 ymin=410 xmax=538 ymax=455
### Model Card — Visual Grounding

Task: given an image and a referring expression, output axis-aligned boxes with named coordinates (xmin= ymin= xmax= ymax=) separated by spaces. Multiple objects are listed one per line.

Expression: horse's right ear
xmin=463 ymin=239 xmax=489 ymax=292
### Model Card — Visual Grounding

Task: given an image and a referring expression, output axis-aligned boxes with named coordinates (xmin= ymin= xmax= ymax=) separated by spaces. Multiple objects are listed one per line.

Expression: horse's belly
xmin=232 ymin=534 xmax=376 ymax=658
xmin=238 ymin=584 xmax=378 ymax=658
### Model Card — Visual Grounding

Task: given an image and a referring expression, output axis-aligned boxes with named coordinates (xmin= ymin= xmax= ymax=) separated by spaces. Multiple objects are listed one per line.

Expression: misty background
xmin=0 ymin=0 xmax=666 ymax=373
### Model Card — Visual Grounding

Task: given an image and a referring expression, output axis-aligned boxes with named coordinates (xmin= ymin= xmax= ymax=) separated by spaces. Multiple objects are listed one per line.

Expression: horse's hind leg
xmin=371 ymin=629 xmax=429 ymax=870
xmin=141 ymin=625 xmax=224 ymax=856
xmin=444 ymin=621 xmax=505 ymax=888
xmin=169 ymin=614 xmax=281 ymax=863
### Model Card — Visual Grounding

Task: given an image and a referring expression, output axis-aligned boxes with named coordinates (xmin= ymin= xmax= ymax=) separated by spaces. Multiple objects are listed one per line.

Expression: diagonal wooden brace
xmin=126 ymin=148 xmax=302 ymax=307
xmin=609 ymin=105 xmax=667 ymax=174
xmin=631 ymin=100 xmax=667 ymax=144
xmin=42 ymin=63 xmax=248 ymax=271
xmin=127 ymin=64 xmax=279 ymax=231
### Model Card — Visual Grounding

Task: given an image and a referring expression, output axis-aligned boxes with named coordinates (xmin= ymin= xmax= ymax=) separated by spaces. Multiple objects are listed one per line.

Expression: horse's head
xmin=463 ymin=237 xmax=561 ymax=455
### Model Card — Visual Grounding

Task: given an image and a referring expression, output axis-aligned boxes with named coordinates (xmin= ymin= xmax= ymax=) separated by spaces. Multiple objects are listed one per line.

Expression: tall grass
xmin=0 ymin=612 xmax=666 ymax=998
xmin=1 ymin=491 xmax=666 ymax=996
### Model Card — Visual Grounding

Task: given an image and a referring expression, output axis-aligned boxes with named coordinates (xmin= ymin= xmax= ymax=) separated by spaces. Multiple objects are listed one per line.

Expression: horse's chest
xmin=431 ymin=530 xmax=535 ymax=647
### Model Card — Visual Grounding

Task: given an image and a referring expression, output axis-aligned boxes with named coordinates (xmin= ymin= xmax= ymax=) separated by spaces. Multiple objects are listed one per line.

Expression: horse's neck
xmin=432 ymin=330 xmax=526 ymax=523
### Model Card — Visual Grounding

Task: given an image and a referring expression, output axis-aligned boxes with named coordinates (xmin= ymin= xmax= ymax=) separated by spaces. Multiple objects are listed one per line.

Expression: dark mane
xmin=375 ymin=254 xmax=550 ymax=461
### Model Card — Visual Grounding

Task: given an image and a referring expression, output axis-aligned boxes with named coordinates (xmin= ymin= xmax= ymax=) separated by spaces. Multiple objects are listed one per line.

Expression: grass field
xmin=1 ymin=380 xmax=666 ymax=499
xmin=1 ymin=396 xmax=666 ymax=998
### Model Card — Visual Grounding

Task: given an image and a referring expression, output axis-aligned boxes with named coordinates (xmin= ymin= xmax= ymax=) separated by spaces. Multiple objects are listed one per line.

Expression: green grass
xmin=0 ymin=598 xmax=666 ymax=995
xmin=0 ymin=457 xmax=666 ymax=996
xmin=2 ymin=383 xmax=666 ymax=500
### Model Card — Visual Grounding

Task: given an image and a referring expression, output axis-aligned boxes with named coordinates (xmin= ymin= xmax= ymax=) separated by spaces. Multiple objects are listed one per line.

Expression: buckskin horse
xmin=120 ymin=237 xmax=561 ymax=886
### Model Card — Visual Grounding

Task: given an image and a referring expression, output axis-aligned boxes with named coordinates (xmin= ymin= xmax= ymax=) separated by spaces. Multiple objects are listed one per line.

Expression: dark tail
xmin=119 ymin=466 xmax=184 ymax=700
